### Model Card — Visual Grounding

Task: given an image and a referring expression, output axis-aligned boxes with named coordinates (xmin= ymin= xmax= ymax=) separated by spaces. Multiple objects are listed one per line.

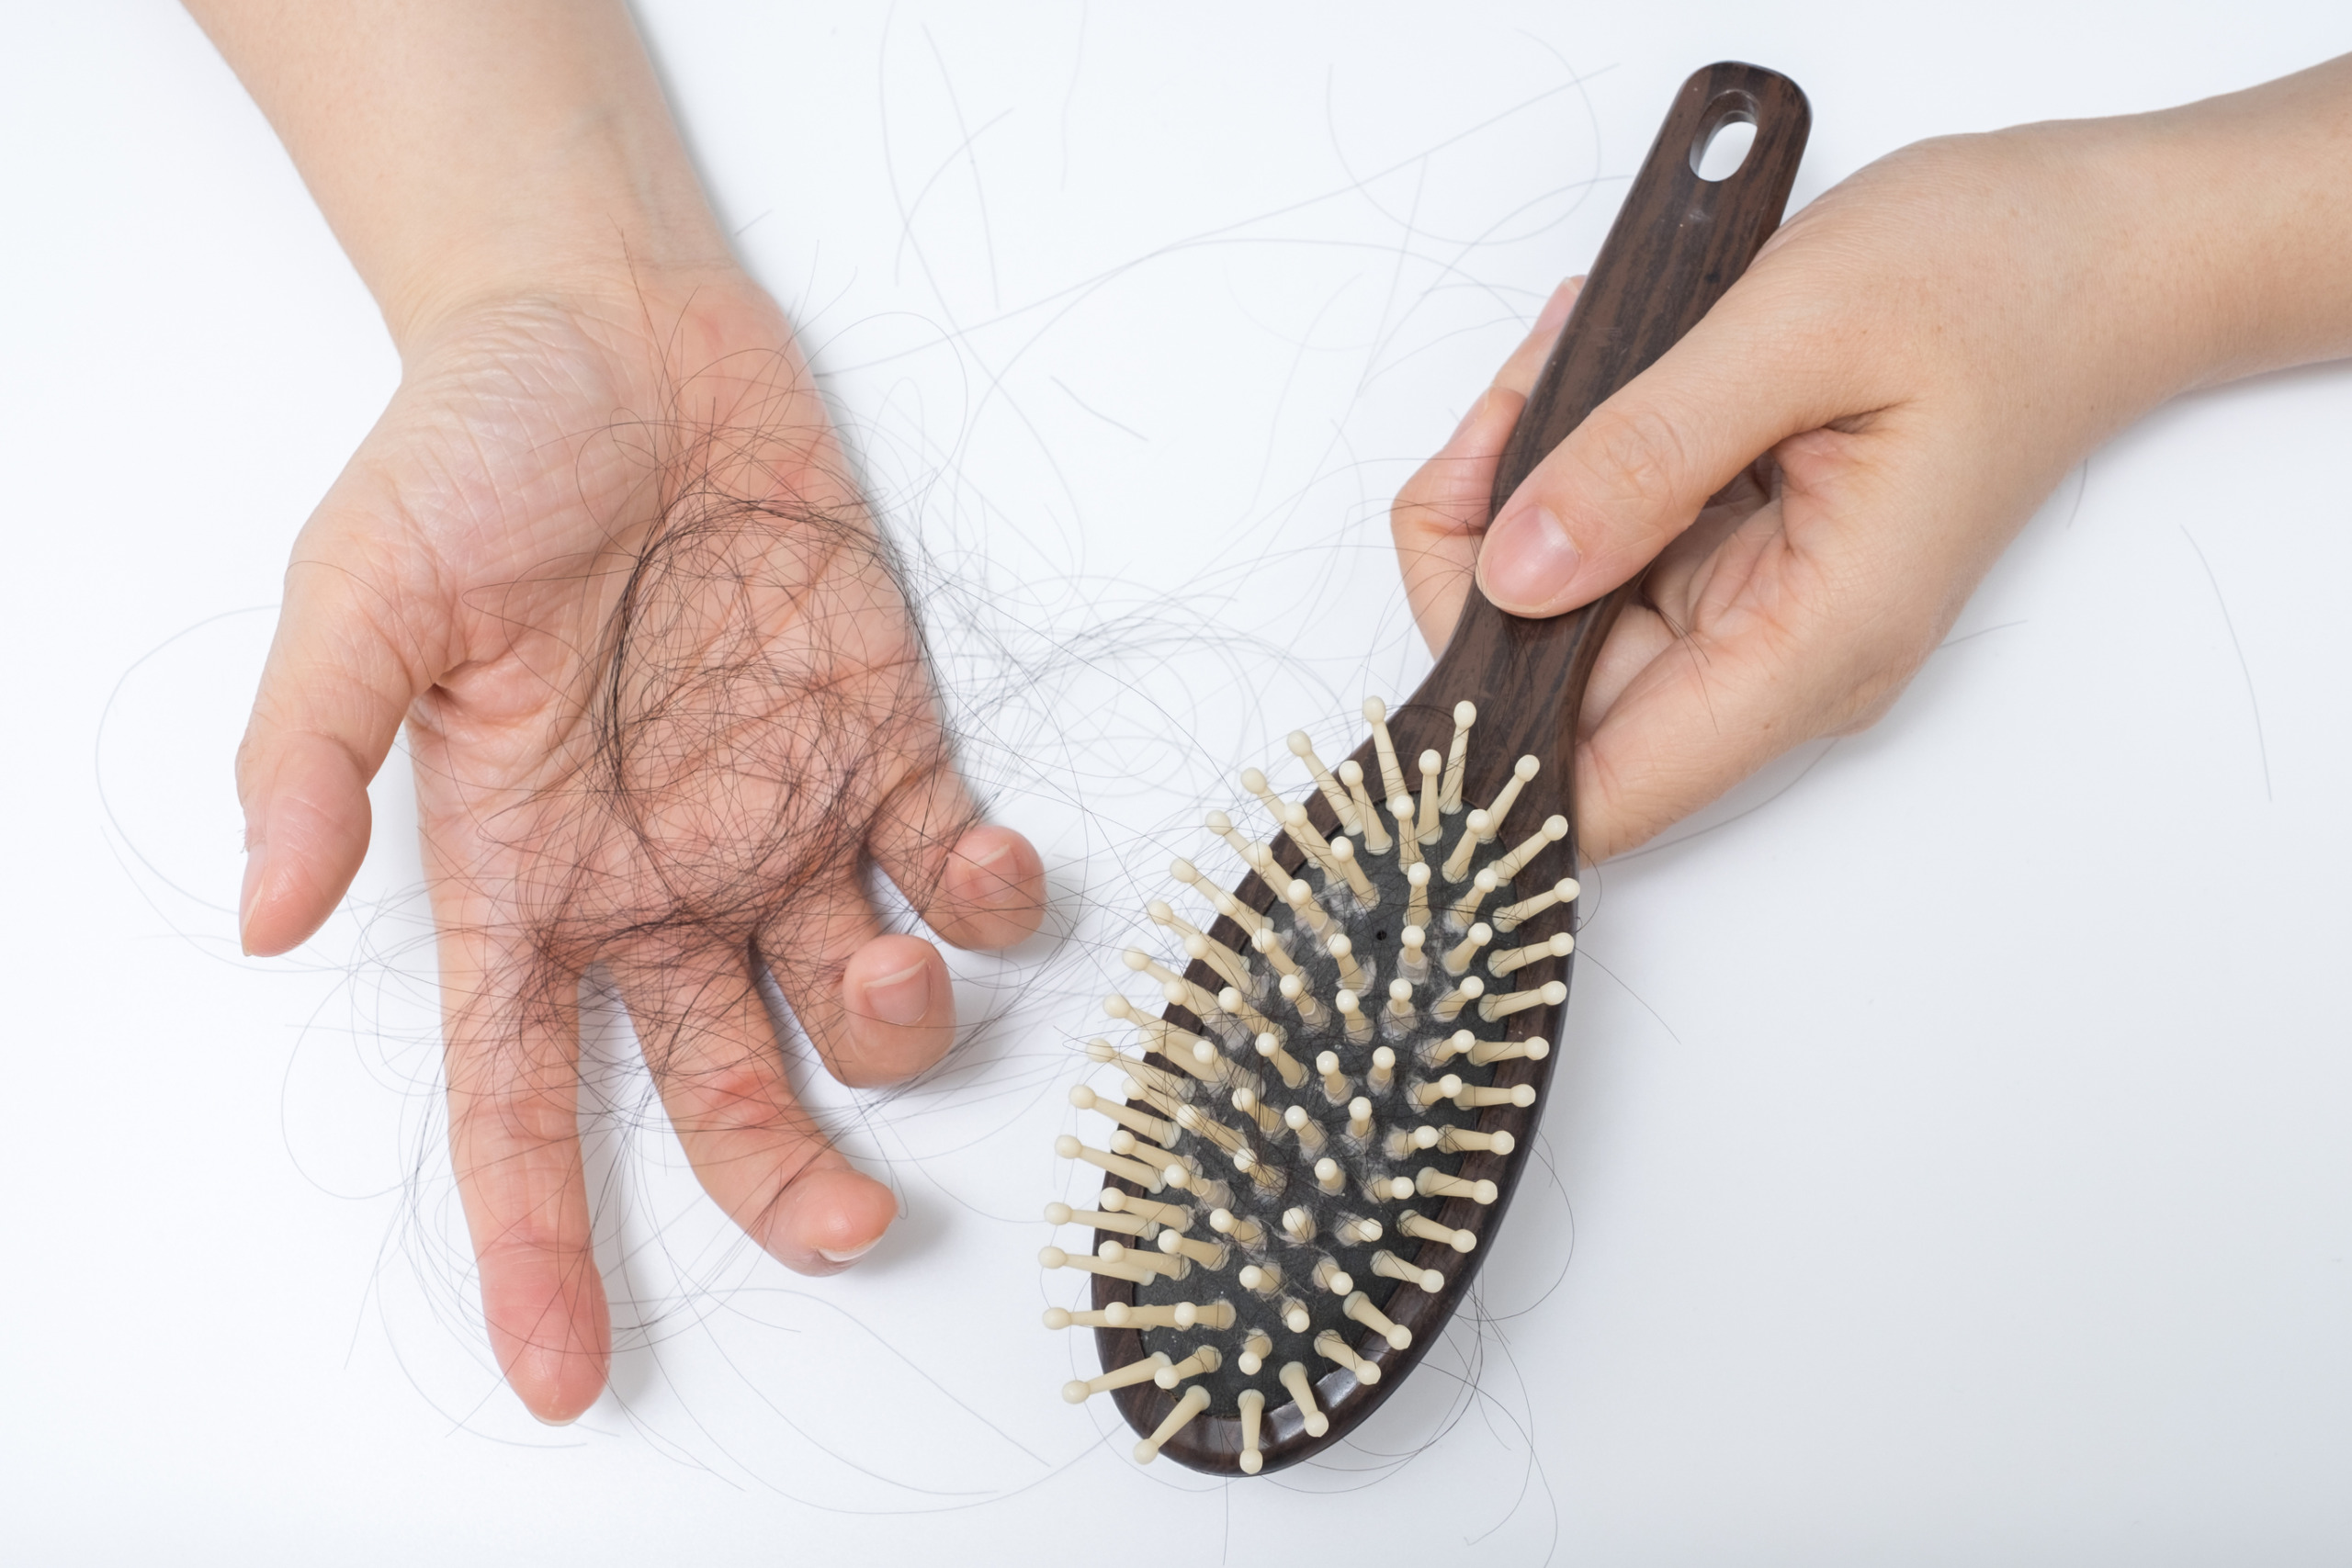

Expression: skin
xmin=192 ymin=2 xmax=2347 ymax=1424
xmin=1395 ymin=56 xmax=2352 ymax=861
xmin=189 ymin=0 xmax=1044 ymax=1423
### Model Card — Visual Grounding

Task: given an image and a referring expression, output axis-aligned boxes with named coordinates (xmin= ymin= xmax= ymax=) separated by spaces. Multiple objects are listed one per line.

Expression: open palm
xmin=236 ymin=279 xmax=1044 ymax=1421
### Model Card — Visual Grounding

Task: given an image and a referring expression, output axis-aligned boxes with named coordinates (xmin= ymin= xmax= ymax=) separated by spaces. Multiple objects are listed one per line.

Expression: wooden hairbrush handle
xmin=1427 ymin=60 xmax=1812 ymax=873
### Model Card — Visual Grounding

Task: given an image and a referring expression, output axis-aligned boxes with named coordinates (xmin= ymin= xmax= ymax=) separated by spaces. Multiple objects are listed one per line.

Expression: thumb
xmin=237 ymin=536 xmax=433 ymax=956
xmin=1476 ymin=280 xmax=1855 ymax=616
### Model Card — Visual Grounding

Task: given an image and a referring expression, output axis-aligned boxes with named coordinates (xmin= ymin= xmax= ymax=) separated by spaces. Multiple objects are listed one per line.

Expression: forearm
xmin=185 ymin=0 xmax=738 ymax=348
xmin=2127 ymin=52 xmax=2352 ymax=390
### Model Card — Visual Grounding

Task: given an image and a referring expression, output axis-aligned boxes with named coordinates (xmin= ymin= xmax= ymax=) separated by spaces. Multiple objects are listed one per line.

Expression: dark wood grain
xmin=1097 ymin=62 xmax=1811 ymax=1473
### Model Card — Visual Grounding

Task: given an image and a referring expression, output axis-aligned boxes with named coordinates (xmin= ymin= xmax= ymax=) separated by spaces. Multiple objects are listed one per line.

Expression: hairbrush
xmin=1042 ymin=62 xmax=1811 ymax=1474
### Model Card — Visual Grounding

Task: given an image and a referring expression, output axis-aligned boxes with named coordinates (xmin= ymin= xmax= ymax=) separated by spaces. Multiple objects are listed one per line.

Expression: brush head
xmin=1046 ymin=692 xmax=1580 ymax=1476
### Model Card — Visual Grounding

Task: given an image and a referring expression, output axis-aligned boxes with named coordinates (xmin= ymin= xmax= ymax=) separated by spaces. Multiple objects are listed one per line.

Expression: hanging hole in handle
xmin=1690 ymin=94 xmax=1758 ymax=182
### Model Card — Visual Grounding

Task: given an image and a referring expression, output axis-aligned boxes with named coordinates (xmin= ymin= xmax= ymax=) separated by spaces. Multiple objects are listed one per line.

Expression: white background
xmin=5 ymin=3 xmax=2351 ymax=1562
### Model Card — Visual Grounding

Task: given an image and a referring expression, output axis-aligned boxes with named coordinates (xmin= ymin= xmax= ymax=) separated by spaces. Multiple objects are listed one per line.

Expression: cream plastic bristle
xmin=1281 ymin=1297 xmax=1313 ymax=1333
xmin=1280 ymin=1360 xmax=1330 ymax=1438
xmin=1290 ymin=731 xmax=1363 ymax=835
xmin=1469 ymin=1034 xmax=1550 ymax=1066
xmin=1411 ymin=1075 xmax=1463 ymax=1109
xmin=1479 ymin=756 xmax=1542 ymax=842
xmin=1327 ymin=933 xmax=1368 ymax=994
xmin=1488 ymin=931 xmax=1575 ymax=977
xmin=1039 ymin=1245 xmax=1155 ymax=1285
xmin=1043 ymin=1306 xmax=1113 ymax=1330
xmin=1441 ymin=811 xmax=1490 ymax=884
xmin=1442 ymin=921 xmax=1491 ymax=976
xmin=1400 ymin=1209 xmax=1477 ymax=1253
xmin=1238 ymin=1388 xmax=1268 ymax=1472
xmin=1345 ymin=1290 xmax=1413 ymax=1350
xmin=1278 ymin=972 xmax=1328 ymax=1030
xmin=1282 ymin=1206 xmax=1316 ymax=1244
xmin=1163 ymin=1164 xmax=1233 ymax=1209
xmin=1284 ymin=878 xmax=1335 ymax=940
xmin=1453 ymin=1082 xmax=1538 ymax=1111
xmin=1334 ymin=990 xmax=1373 ymax=1047
xmin=1441 ymin=1126 xmax=1518 ymax=1155
xmin=1233 ymin=1146 xmax=1287 ymax=1192
xmin=1105 ymin=1127 xmax=1183 ymax=1170
xmin=1045 ymin=1201 xmax=1154 ymax=1238
xmin=1203 ymin=807 xmax=1256 ymax=863
xmin=1415 ymin=1168 xmax=1500 ymax=1204
xmin=1283 ymin=1103 xmax=1328 ymax=1154
xmin=1126 ymin=947 xmax=1216 ymax=1017
xmin=1233 ymin=1084 xmax=1284 ymax=1136
xmin=1441 ymin=701 xmax=1476 ymax=813
xmin=1445 ymin=866 xmax=1498 ymax=929
xmin=1250 ymin=925 xmax=1301 ymax=978
xmin=1316 ymin=1330 xmax=1382 ymax=1384
xmin=1329 ymin=834 xmax=1379 ymax=906
xmin=1346 ymin=1097 xmax=1374 ymax=1142
xmin=1238 ymin=1260 xmax=1285 ymax=1294
xmin=1422 ymin=1028 xmax=1477 ymax=1066
xmin=1479 ymin=979 xmax=1567 ymax=1023
xmin=1363 ymin=697 xmax=1407 ymax=801
xmin=1369 ymin=1045 xmax=1397 ymax=1092
xmin=1335 ymin=1214 xmax=1383 ymax=1246
xmin=1069 ymin=1084 xmax=1177 ymax=1146
xmin=1102 ymin=1302 xmax=1200 ymax=1330
xmin=1280 ymin=801 xmax=1342 ymax=880
xmin=1431 ymin=976 xmax=1483 ymax=1023
xmin=1085 ymin=1036 xmax=1186 ymax=1100
xmin=1415 ymin=750 xmax=1444 ymax=844
xmin=1100 ymin=1238 xmax=1189 ymax=1280
xmin=1238 ymin=1331 xmax=1273 ymax=1377
xmin=1125 ymin=1076 xmax=1187 ymax=1123
xmin=1159 ymin=1228 xmax=1229 ymax=1268
xmin=1134 ymin=1384 xmax=1211 ymax=1464
xmin=1154 ymin=1344 xmax=1224 ymax=1390
xmin=1389 ymin=796 xmax=1422 ymax=870
xmin=1238 ymin=839 xmax=1294 ymax=905
xmin=1239 ymin=766 xmax=1283 ymax=818
xmin=1311 ymin=1256 xmax=1353 ymax=1295
xmin=1186 ymin=931 xmax=1253 ymax=993
xmin=1384 ymin=978 xmax=1415 ymax=1025
xmin=1491 ymin=814 xmax=1569 ymax=885
xmin=1386 ymin=1122 xmax=1442 ymax=1158
xmin=1064 ymin=1351 xmax=1171 ymax=1404
xmin=1317 ymin=1048 xmax=1351 ymax=1100
xmin=1405 ymin=862 xmax=1431 ymax=930
xmin=1338 ymin=759 xmax=1392 ymax=852
xmin=1101 ymin=1189 xmax=1193 ymax=1229
xmin=1196 ymin=1299 xmax=1238 ymax=1331
xmin=1398 ymin=925 xmax=1430 ymax=984
xmin=1148 ymin=898 xmax=1206 ymax=950
xmin=1255 ymin=1030 xmax=1309 ymax=1089
xmin=1371 ymin=1174 xmax=1418 ymax=1201
xmin=1372 ymin=1248 xmax=1446 ymax=1292
xmin=1171 ymin=856 xmax=1268 ymax=937
xmin=1492 ymin=874 xmax=1581 ymax=933
xmin=1314 ymin=1157 xmax=1345 ymax=1194
xmin=1218 ymin=985 xmax=1278 ymax=1039
xmin=1208 ymin=1206 xmax=1267 ymax=1247
xmin=1055 ymin=1134 xmax=1164 ymax=1192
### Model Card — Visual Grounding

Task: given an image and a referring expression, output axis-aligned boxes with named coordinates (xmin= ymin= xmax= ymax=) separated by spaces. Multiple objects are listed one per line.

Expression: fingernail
xmin=862 ymin=959 xmax=933 ymax=1028
xmin=818 ymin=1238 xmax=880 ymax=1265
xmin=237 ymin=827 xmax=266 ymax=956
xmin=1481 ymin=505 xmax=1582 ymax=609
